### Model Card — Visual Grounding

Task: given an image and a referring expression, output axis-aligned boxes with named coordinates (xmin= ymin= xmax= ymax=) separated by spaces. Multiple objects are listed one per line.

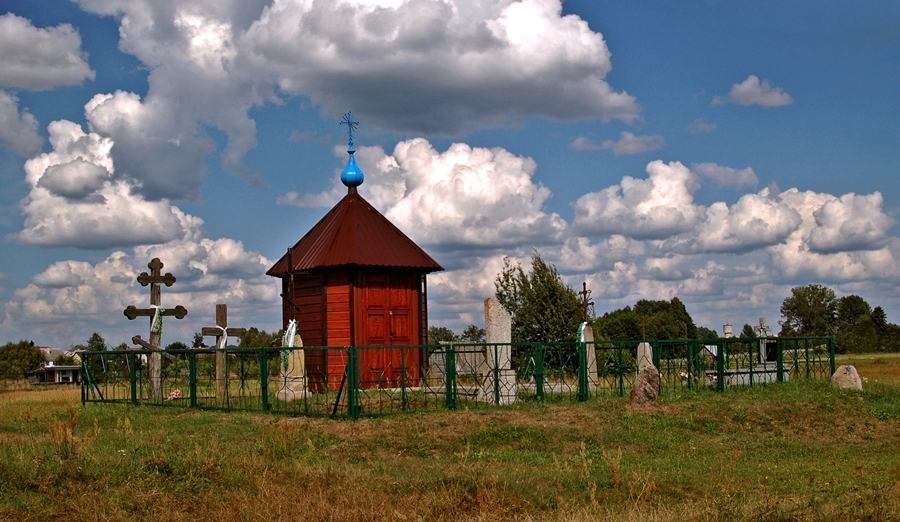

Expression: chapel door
xmin=361 ymin=273 xmax=420 ymax=387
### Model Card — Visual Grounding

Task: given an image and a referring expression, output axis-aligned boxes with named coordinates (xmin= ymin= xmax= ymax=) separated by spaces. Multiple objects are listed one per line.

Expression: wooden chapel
xmin=266 ymin=113 xmax=443 ymax=390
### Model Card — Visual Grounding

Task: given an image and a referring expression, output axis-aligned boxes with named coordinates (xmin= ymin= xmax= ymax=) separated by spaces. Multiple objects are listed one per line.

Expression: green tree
xmin=86 ymin=332 xmax=107 ymax=351
xmin=593 ymin=306 xmax=641 ymax=341
xmin=460 ymin=325 xmax=486 ymax=343
xmin=594 ymin=298 xmax=700 ymax=341
xmin=0 ymin=340 xmax=44 ymax=380
xmin=697 ymin=326 xmax=718 ymax=339
xmin=739 ymin=323 xmax=755 ymax=338
xmin=239 ymin=327 xmax=281 ymax=348
xmin=495 ymin=253 xmax=582 ymax=343
xmin=779 ymin=284 xmax=838 ymax=336
xmin=427 ymin=326 xmax=458 ymax=344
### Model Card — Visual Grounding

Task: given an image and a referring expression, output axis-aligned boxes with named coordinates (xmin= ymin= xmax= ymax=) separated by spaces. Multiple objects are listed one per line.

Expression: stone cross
xmin=123 ymin=258 xmax=188 ymax=400
xmin=201 ymin=304 xmax=245 ymax=402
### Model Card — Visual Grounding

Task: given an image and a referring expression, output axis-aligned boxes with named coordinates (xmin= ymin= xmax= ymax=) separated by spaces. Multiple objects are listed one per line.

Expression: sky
xmin=0 ymin=0 xmax=899 ymax=349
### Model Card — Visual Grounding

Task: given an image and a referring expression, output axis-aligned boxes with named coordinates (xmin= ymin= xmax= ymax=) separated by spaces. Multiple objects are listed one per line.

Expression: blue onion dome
xmin=340 ymin=111 xmax=364 ymax=188
xmin=341 ymin=152 xmax=364 ymax=187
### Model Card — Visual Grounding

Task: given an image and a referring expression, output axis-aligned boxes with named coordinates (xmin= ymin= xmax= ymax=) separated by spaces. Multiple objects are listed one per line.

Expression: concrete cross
xmin=201 ymin=304 xmax=245 ymax=401
xmin=123 ymin=258 xmax=187 ymax=400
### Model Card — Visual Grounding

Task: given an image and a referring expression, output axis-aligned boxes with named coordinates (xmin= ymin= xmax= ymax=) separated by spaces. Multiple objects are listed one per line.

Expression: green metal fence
xmin=80 ymin=336 xmax=834 ymax=418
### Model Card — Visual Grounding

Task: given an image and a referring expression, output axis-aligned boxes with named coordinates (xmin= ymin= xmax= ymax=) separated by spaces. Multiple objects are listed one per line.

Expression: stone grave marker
xmin=481 ymin=296 xmax=517 ymax=404
xmin=276 ymin=322 xmax=307 ymax=402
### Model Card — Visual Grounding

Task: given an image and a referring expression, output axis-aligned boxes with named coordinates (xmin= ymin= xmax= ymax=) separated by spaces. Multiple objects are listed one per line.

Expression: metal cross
xmin=578 ymin=281 xmax=594 ymax=322
xmin=340 ymin=111 xmax=359 ymax=148
xmin=638 ymin=317 xmax=649 ymax=340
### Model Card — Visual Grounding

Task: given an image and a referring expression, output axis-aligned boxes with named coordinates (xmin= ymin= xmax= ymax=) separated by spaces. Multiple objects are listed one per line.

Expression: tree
xmin=494 ymin=253 xmax=582 ymax=343
xmin=779 ymin=284 xmax=838 ymax=336
xmin=697 ymin=326 xmax=718 ymax=339
xmin=739 ymin=324 xmax=755 ymax=338
xmin=427 ymin=326 xmax=457 ymax=344
xmin=239 ymin=327 xmax=281 ymax=348
xmin=87 ymin=332 xmax=107 ymax=351
xmin=0 ymin=340 xmax=44 ymax=380
xmin=594 ymin=298 xmax=700 ymax=341
xmin=460 ymin=325 xmax=486 ymax=343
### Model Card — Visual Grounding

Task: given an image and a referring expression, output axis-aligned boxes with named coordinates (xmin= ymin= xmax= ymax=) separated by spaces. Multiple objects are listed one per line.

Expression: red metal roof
xmin=267 ymin=190 xmax=443 ymax=277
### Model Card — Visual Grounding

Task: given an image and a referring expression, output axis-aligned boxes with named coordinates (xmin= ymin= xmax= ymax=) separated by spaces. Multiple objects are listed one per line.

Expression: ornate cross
xmin=578 ymin=281 xmax=594 ymax=322
xmin=201 ymin=304 xmax=245 ymax=401
xmin=123 ymin=257 xmax=187 ymax=400
xmin=124 ymin=258 xmax=188 ymax=344
xmin=341 ymin=111 xmax=359 ymax=148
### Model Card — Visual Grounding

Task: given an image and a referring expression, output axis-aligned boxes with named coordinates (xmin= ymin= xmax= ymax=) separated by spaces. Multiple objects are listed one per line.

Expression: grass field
xmin=1 ymin=357 xmax=899 ymax=521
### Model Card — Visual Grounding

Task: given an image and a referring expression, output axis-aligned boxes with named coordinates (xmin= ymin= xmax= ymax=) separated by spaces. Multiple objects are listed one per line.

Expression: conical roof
xmin=266 ymin=191 xmax=443 ymax=277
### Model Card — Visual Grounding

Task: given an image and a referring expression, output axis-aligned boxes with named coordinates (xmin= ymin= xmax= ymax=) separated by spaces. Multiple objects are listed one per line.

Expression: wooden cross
xmin=123 ymin=258 xmax=187 ymax=400
xmin=577 ymin=281 xmax=594 ymax=322
xmin=638 ymin=317 xmax=649 ymax=340
xmin=201 ymin=304 xmax=245 ymax=401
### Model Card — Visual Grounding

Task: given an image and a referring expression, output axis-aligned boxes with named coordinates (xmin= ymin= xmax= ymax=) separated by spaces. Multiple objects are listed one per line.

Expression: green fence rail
xmin=80 ymin=336 xmax=834 ymax=418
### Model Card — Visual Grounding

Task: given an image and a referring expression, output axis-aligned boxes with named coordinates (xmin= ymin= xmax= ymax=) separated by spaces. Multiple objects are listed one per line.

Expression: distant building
xmin=26 ymin=347 xmax=81 ymax=385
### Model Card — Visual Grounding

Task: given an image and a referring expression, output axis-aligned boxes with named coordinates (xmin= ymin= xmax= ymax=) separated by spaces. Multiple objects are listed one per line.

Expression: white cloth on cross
xmin=150 ymin=305 xmax=165 ymax=335
xmin=282 ymin=320 xmax=298 ymax=348
xmin=217 ymin=325 xmax=228 ymax=349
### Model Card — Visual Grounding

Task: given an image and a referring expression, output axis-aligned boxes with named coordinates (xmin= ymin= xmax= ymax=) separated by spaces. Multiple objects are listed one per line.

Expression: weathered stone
xmin=581 ymin=323 xmax=598 ymax=390
xmin=481 ymin=296 xmax=517 ymax=405
xmin=629 ymin=365 xmax=660 ymax=405
xmin=637 ymin=342 xmax=654 ymax=370
xmin=276 ymin=334 xmax=307 ymax=401
xmin=830 ymin=365 xmax=863 ymax=391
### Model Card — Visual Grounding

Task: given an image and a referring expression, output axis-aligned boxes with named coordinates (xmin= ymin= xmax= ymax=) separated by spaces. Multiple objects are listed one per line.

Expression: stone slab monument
xmin=637 ymin=342 xmax=654 ymax=371
xmin=481 ymin=297 xmax=517 ymax=404
xmin=580 ymin=322 xmax=599 ymax=390
xmin=276 ymin=321 xmax=307 ymax=402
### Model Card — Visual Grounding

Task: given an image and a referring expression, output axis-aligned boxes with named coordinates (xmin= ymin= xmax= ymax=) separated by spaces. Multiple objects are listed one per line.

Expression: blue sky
xmin=0 ymin=0 xmax=898 ymax=348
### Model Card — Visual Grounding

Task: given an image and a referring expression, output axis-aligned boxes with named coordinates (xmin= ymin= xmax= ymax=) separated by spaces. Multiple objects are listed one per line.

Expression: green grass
xmin=1 ymin=376 xmax=900 ymax=521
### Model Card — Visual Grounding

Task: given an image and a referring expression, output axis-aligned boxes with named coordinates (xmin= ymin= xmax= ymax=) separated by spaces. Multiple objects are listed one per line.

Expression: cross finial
xmin=340 ymin=111 xmax=359 ymax=151
xmin=578 ymin=281 xmax=594 ymax=322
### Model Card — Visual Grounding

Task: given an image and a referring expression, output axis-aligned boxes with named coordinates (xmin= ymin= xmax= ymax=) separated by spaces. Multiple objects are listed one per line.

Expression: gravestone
xmin=481 ymin=297 xmax=517 ymax=404
xmin=201 ymin=304 xmax=245 ymax=402
xmin=123 ymin=258 xmax=188 ymax=400
xmin=831 ymin=365 xmax=863 ymax=391
xmin=637 ymin=342 xmax=654 ymax=370
xmin=580 ymin=322 xmax=599 ymax=390
xmin=276 ymin=332 xmax=307 ymax=402
xmin=630 ymin=365 xmax=660 ymax=405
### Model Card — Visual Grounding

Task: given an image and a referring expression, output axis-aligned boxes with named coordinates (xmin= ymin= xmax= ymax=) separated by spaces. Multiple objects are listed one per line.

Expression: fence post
xmin=260 ymin=348 xmax=269 ymax=412
xmin=617 ymin=343 xmax=624 ymax=397
xmin=189 ymin=351 xmax=197 ymax=408
xmin=776 ymin=338 xmax=784 ymax=383
xmin=129 ymin=353 xmax=137 ymax=405
xmin=348 ymin=346 xmax=359 ymax=419
xmin=536 ymin=343 xmax=545 ymax=401
xmin=401 ymin=346 xmax=407 ymax=412
xmin=493 ymin=344 xmax=500 ymax=406
xmin=445 ymin=344 xmax=456 ymax=410
xmin=577 ymin=341 xmax=588 ymax=402
xmin=716 ymin=340 xmax=725 ymax=392
xmin=828 ymin=336 xmax=836 ymax=376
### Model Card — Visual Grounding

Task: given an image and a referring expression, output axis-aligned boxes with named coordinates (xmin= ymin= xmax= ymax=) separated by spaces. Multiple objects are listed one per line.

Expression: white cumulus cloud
xmin=713 ymin=75 xmax=793 ymax=107
xmin=0 ymin=90 xmax=43 ymax=156
xmin=691 ymin=162 xmax=758 ymax=188
xmin=0 ymin=13 xmax=95 ymax=91
xmin=573 ymin=160 xmax=702 ymax=239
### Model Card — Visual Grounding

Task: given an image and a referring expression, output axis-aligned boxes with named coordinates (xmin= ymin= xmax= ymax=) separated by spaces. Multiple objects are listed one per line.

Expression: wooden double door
xmin=358 ymin=273 xmax=422 ymax=387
